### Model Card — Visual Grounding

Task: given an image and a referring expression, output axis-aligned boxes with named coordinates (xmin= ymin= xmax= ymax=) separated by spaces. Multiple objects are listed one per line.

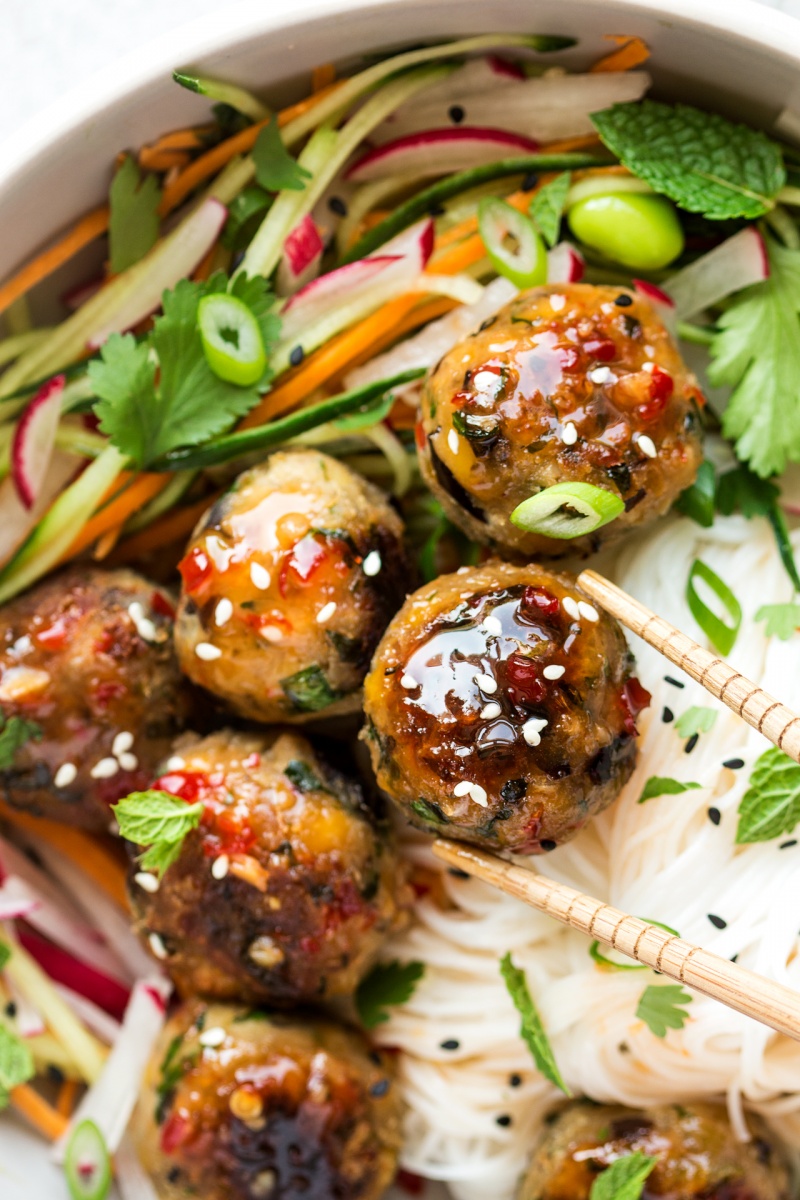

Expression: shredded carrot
xmin=0 ymin=799 xmax=128 ymax=909
xmin=92 ymin=525 xmax=123 ymax=561
xmin=63 ymin=473 xmax=166 ymax=561
xmin=112 ymin=493 xmax=219 ymax=560
xmin=56 ymin=1077 xmax=79 ymax=1118
xmin=0 ymin=206 xmax=109 ymax=319
xmin=139 ymin=127 xmax=209 ymax=172
xmin=141 ymin=149 xmax=192 ymax=173
xmin=11 ymin=1084 xmax=70 ymax=1141
xmin=590 ymin=35 xmax=650 ymax=73
xmin=312 ymin=63 xmax=336 ymax=93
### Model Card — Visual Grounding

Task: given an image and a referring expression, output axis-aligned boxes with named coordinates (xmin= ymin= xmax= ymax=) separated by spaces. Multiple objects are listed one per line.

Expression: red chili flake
xmin=278 ymin=535 xmax=327 ymax=596
xmin=505 ymin=653 xmax=546 ymax=705
xmin=93 ymin=680 xmax=126 ymax=708
xmin=415 ymin=422 xmax=427 ymax=452
xmin=619 ymin=676 xmax=652 ymax=735
xmin=150 ymin=591 xmax=176 ymax=620
xmin=201 ymin=803 xmax=256 ymax=857
xmin=638 ymin=365 xmax=674 ymax=422
xmin=584 ymin=337 xmax=616 ymax=362
xmin=161 ymin=1112 xmax=191 ymax=1154
xmin=178 ymin=546 xmax=213 ymax=594
xmin=244 ymin=610 xmax=293 ymax=637
xmin=397 ymin=1170 xmax=427 ymax=1196
xmin=519 ymin=586 xmax=559 ymax=618
xmin=300 ymin=935 xmax=321 ymax=955
xmin=93 ymin=629 xmax=115 ymax=655
xmin=35 ymin=616 xmax=71 ymax=650
xmin=154 ymin=770 xmax=215 ymax=804
xmin=242 ymin=753 xmax=261 ymax=770
xmin=557 ymin=346 xmax=582 ymax=373
xmin=450 ymin=390 xmax=471 ymax=408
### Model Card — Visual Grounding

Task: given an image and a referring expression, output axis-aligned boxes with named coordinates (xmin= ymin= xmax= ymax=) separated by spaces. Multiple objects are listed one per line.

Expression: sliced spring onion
xmin=197 ymin=293 xmax=266 ymax=386
xmin=767 ymin=504 xmax=800 ymax=592
xmin=478 ymin=198 xmax=547 ymax=288
xmin=510 ymin=481 xmax=625 ymax=539
xmin=686 ymin=558 xmax=742 ymax=655
xmin=674 ymin=459 xmax=716 ymax=528
xmin=172 ymin=70 xmax=269 ymax=121
xmin=65 ymin=1119 xmax=112 ymax=1200
xmin=589 ymin=918 xmax=679 ymax=971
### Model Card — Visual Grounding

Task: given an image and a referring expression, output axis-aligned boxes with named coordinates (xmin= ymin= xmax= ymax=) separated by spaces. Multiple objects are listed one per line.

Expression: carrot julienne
xmin=10 ymin=1083 xmax=70 ymax=1141
xmin=590 ymin=34 xmax=651 ymax=73
xmin=0 ymin=206 xmax=109 ymax=319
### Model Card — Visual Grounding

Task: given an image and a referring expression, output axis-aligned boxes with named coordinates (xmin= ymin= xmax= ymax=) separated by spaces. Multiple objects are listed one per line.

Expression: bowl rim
xmin=2 ymin=0 xmax=800 ymax=208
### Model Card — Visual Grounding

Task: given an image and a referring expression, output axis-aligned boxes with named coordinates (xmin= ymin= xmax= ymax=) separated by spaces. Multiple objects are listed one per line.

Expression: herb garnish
xmin=637 ymin=777 xmax=701 ymax=804
xmin=589 ymin=1152 xmax=658 ymax=1200
xmin=112 ymin=790 xmax=204 ymax=876
xmin=253 ymin=116 xmax=312 ymax=192
xmin=108 ymin=155 xmax=162 ymax=274
xmin=686 ymin=559 xmax=741 ymax=655
xmin=529 ymin=171 xmax=571 ymax=247
xmin=673 ymin=706 xmax=718 ymax=740
xmin=355 ymin=960 xmax=425 ymax=1028
xmin=755 ymin=604 xmax=800 ymax=640
xmin=284 ymin=760 xmax=327 ymax=793
xmin=500 ymin=952 xmax=570 ymax=1095
xmin=280 ymin=664 xmax=339 ymax=712
xmin=736 ymin=747 xmax=800 ymax=844
xmin=674 ymin=459 xmax=716 ymax=528
xmin=636 ymin=983 xmax=692 ymax=1037
xmin=0 ymin=711 xmax=41 ymax=771
xmin=0 ymin=1022 xmax=35 ymax=1106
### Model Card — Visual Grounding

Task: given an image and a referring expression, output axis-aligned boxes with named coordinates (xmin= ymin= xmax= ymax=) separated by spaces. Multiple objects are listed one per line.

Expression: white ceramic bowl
xmin=1 ymin=0 xmax=799 ymax=1194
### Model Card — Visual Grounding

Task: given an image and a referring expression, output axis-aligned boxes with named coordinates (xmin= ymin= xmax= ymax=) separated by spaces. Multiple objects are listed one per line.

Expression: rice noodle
xmin=376 ymin=513 xmax=800 ymax=1199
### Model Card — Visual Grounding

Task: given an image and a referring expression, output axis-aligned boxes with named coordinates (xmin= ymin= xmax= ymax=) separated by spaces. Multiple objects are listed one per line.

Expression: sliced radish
xmin=0 ymin=449 xmax=79 ymax=570
xmin=380 ymin=56 xmax=529 ymax=133
xmin=55 ymin=984 xmax=122 ymax=1045
xmin=347 ymin=127 xmax=540 ymax=182
xmin=633 ymin=278 xmax=677 ymax=333
xmin=282 ymin=255 xmax=402 ymax=318
xmin=62 ymin=275 xmax=104 ymax=313
xmin=0 ymin=886 xmax=39 ymax=921
xmin=547 ymin=242 xmax=585 ymax=283
xmin=486 ymin=54 xmax=526 ymax=80
xmin=368 ymin=217 xmax=435 ymax=269
xmin=6 ymin=978 xmax=45 ymax=1038
xmin=276 ymin=214 xmax=324 ymax=297
xmin=666 ymin=226 xmax=769 ymax=319
xmin=17 ymin=929 xmax=131 ymax=1021
xmin=11 ymin=374 xmax=65 ymax=510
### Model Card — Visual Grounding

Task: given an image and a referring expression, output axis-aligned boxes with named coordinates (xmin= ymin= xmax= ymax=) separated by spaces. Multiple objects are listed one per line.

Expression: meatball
xmin=518 ymin=1100 xmax=790 ymax=1199
xmin=417 ymin=283 xmax=704 ymax=559
xmin=0 ymin=567 xmax=191 ymax=830
xmin=175 ymin=450 xmax=412 ymax=723
xmin=362 ymin=561 xmax=648 ymax=853
xmin=130 ymin=729 xmax=412 ymax=1003
xmin=133 ymin=1001 xmax=402 ymax=1200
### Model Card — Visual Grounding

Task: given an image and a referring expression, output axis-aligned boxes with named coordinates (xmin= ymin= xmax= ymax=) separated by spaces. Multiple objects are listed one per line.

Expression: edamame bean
xmin=567 ymin=192 xmax=685 ymax=270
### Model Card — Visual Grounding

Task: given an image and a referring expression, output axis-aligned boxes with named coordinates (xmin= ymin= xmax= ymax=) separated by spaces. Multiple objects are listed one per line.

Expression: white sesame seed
xmin=363 ymin=550 xmax=382 ymax=577
xmin=118 ymin=752 xmax=139 ymax=772
xmin=455 ymin=747 xmax=472 ymax=757
xmin=316 ymin=601 xmax=337 ymax=624
xmin=195 ymin=641 xmax=222 ymax=661
xmin=475 ymin=673 xmax=497 ymax=694
xmin=469 ymin=783 xmax=488 ymax=807
xmin=212 ymin=855 xmax=230 ymax=880
xmin=522 ymin=717 xmax=549 ymax=747
xmin=453 ymin=781 xmax=473 ymax=797
xmin=11 ymin=636 xmax=32 ymax=656
xmin=215 ymin=598 xmax=234 ymax=626
xmin=549 ymin=294 xmax=566 ymax=312
xmin=561 ymin=421 xmax=578 ymax=446
xmin=90 ymin=757 xmax=119 ymax=780
xmin=128 ymin=602 xmax=158 ymax=644
xmin=480 ymin=702 xmax=502 ymax=720
xmin=400 ymin=673 xmax=419 ymax=690
xmin=448 ymin=429 xmax=460 ymax=455
xmin=148 ymin=933 xmax=168 ymax=960
xmin=250 ymin=562 xmax=271 ymax=590
xmin=259 ymin=626 xmax=284 ymax=644
xmin=543 ymin=665 xmax=565 ymax=680
xmin=112 ymin=731 xmax=134 ymax=757
xmin=481 ymin=615 xmax=502 ymax=635
xmin=134 ymin=872 xmax=159 ymax=894
xmin=166 ymin=756 xmax=186 ymax=772
xmin=562 ymin=597 xmax=581 ymax=621
xmin=589 ymin=366 xmax=613 ymax=385
xmin=642 ymin=361 xmax=655 ymax=374
xmin=578 ymin=601 xmax=599 ymax=622
xmin=199 ymin=1026 xmax=226 ymax=1048
xmin=638 ymin=434 xmax=657 ymax=459
xmin=54 ymin=763 xmax=77 ymax=789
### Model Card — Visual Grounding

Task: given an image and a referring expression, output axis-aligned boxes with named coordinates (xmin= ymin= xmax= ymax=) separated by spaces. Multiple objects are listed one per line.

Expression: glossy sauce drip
xmin=154 ymin=769 xmax=257 ymax=858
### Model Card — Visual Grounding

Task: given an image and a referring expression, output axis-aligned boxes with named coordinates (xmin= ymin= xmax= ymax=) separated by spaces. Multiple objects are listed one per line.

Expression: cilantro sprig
xmin=0 ymin=711 xmax=41 ymax=771
xmin=589 ymin=1152 xmax=658 ymax=1200
xmin=736 ymin=747 xmax=800 ymax=844
xmin=112 ymin=790 xmax=204 ymax=876
xmin=500 ymin=953 xmax=570 ymax=1095
xmin=108 ymin=156 xmax=162 ymax=274
xmin=253 ymin=116 xmax=312 ymax=192
xmin=355 ymin=960 xmax=425 ymax=1028
xmin=636 ymin=983 xmax=692 ymax=1037
xmin=674 ymin=706 xmax=717 ymax=740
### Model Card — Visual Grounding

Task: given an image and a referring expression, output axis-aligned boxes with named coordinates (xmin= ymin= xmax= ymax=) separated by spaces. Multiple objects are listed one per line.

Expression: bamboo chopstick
xmin=577 ymin=568 xmax=800 ymax=765
xmin=432 ymin=838 xmax=800 ymax=1043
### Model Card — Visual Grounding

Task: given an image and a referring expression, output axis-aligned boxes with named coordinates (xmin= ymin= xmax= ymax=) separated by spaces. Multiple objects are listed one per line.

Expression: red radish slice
xmin=369 ymin=217 xmax=435 ymax=268
xmin=487 ymin=54 xmax=526 ymax=80
xmin=276 ymin=214 xmax=324 ymax=297
xmin=56 ymin=984 xmax=122 ymax=1044
xmin=380 ymin=56 xmax=529 ymax=132
xmin=633 ymin=278 xmax=677 ymax=333
xmin=347 ymin=127 xmax=540 ymax=182
xmin=7 ymin=979 xmax=45 ymax=1038
xmin=0 ymin=449 xmax=78 ymax=570
xmin=62 ymin=275 xmax=104 ymax=313
xmin=547 ymin=242 xmax=585 ymax=283
xmin=17 ymin=928 xmax=131 ymax=1020
xmin=11 ymin=374 xmax=65 ymax=510
xmin=666 ymin=226 xmax=769 ymax=319
xmin=282 ymin=255 xmax=401 ymax=315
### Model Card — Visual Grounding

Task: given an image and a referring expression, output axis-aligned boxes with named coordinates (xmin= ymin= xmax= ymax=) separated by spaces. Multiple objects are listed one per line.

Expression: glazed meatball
xmin=133 ymin=1001 xmax=402 ymax=1200
xmin=130 ymin=729 xmax=412 ymax=1003
xmin=0 ymin=567 xmax=191 ymax=830
xmin=518 ymin=1100 xmax=790 ymax=1199
xmin=363 ymin=561 xmax=648 ymax=853
xmin=417 ymin=283 xmax=704 ymax=558
xmin=175 ymin=450 xmax=412 ymax=723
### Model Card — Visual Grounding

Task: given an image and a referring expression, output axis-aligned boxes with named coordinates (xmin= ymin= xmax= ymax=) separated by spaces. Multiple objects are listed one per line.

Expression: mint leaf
xmin=0 ymin=1023 xmax=35 ymax=1094
xmin=500 ymin=953 xmax=570 ymax=1095
xmin=756 ymin=603 xmax=800 ymax=640
xmin=108 ymin=155 xmax=162 ymax=274
xmin=674 ymin=706 xmax=717 ymax=739
xmin=636 ymin=983 xmax=692 ymax=1037
xmin=529 ymin=171 xmax=571 ymax=247
xmin=253 ymin=116 xmax=311 ymax=192
xmin=592 ymin=99 xmax=785 ymax=219
xmin=638 ymin=776 xmax=701 ymax=804
xmin=710 ymin=237 xmax=800 ymax=478
xmin=112 ymin=790 xmax=204 ymax=877
xmin=589 ymin=1152 xmax=658 ymax=1200
xmin=736 ymin=746 xmax=800 ymax=843
xmin=0 ymin=711 xmax=41 ymax=770
xmin=355 ymin=960 xmax=425 ymax=1028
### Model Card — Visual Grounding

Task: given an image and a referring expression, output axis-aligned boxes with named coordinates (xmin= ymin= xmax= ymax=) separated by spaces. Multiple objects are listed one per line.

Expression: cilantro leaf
xmin=589 ymin=1152 xmax=658 ymax=1200
xmin=591 ymin=99 xmax=785 ymax=220
xmin=500 ymin=952 xmax=570 ymax=1095
xmin=229 ymin=273 xmax=282 ymax=381
xmin=90 ymin=334 xmax=158 ymax=466
xmin=716 ymin=464 xmax=779 ymax=518
xmin=112 ymin=790 xmax=204 ymax=877
xmin=736 ymin=746 xmax=800 ymax=843
xmin=284 ymin=760 xmax=327 ymax=793
xmin=638 ymin=776 xmax=701 ymax=804
xmin=756 ymin=603 xmax=800 ymax=640
xmin=223 ymin=185 xmax=272 ymax=252
xmin=529 ymin=172 xmax=571 ymax=247
xmin=636 ymin=983 xmax=692 ymax=1037
xmin=710 ymin=237 xmax=800 ymax=478
xmin=0 ymin=711 xmax=41 ymax=771
xmin=253 ymin=116 xmax=312 ymax=192
xmin=674 ymin=706 xmax=717 ymax=739
xmin=280 ymin=664 xmax=339 ymax=713
xmin=108 ymin=156 xmax=162 ymax=274
xmin=0 ymin=1023 xmax=35 ymax=1095
xmin=355 ymin=960 xmax=425 ymax=1028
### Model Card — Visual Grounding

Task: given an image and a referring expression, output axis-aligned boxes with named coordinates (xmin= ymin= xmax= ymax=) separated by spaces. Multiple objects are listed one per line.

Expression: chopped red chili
xmin=505 ymin=653 xmax=546 ymax=705
xmin=619 ymin=677 xmax=652 ymax=735
xmin=584 ymin=337 xmax=616 ymax=362
xmin=178 ymin=547 xmax=213 ymax=594
xmin=520 ymin=586 xmax=560 ymax=618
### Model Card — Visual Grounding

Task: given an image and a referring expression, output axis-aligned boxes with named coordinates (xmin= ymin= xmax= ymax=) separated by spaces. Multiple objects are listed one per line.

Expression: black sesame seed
xmin=501 ymin=778 xmax=527 ymax=803
xmin=708 ymin=913 xmax=727 ymax=930
xmin=428 ymin=203 xmax=446 ymax=217
xmin=723 ymin=757 xmax=744 ymax=770
xmin=167 ymin=1166 xmax=182 ymax=1184
xmin=369 ymin=1049 xmax=383 ymax=1065
xmin=684 ymin=733 xmax=699 ymax=754
xmin=509 ymin=1073 xmax=522 ymax=1088
xmin=521 ymin=172 xmax=540 ymax=192
xmin=370 ymin=1078 xmax=391 ymax=1097
xmin=780 ymin=839 xmax=798 ymax=850
xmin=440 ymin=1038 xmax=460 ymax=1051
xmin=707 ymin=807 xmax=721 ymax=826
xmin=730 ymin=954 xmax=739 ymax=963
xmin=664 ymin=675 xmax=685 ymax=689
xmin=47 ymin=1064 xmax=65 ymax=1085
xmin=448 ymin=867 xmax=471 ymax=879
xmin=449 ymin=104 xmax=466 ymax=124
xmin=540 ymin=839 xmax=557 ymax=852
xmin=662 ymin=706 xmax=674 ymax=724
xmin=4 ymin=1002 xmax=16 ymax=1018
xmin=614 ymin=293 xmax=633 ymax=307
xmin=328 ymin=195 xmax=348 ymax=217
xmin=496 ymin=1114 xmax=512 ymax=1127
xmin=289 ymin=345 xmax=305 ymax=367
